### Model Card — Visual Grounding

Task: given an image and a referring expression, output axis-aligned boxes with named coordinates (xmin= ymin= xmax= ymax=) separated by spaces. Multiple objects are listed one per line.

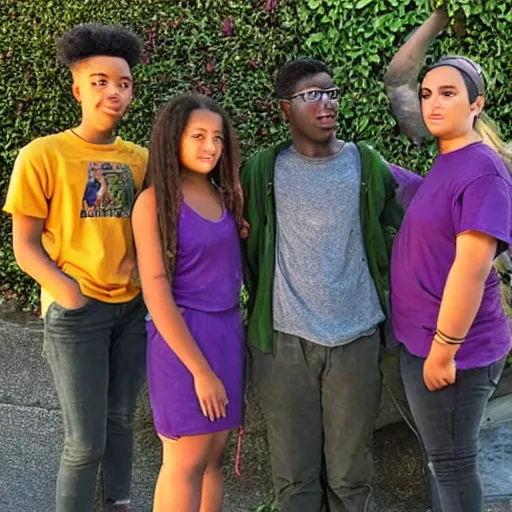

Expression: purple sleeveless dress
xmin=146 ymin=201 xmax=244 ymax=438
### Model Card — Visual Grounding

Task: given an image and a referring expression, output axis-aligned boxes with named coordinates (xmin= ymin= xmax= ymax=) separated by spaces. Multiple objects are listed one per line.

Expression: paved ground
xmin=1 ymin=305 xmax=511 ymax=511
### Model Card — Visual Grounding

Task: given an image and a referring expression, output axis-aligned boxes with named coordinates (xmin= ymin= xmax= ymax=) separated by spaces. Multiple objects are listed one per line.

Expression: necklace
xmin=70 ymin=128 xmax=115 ymax=144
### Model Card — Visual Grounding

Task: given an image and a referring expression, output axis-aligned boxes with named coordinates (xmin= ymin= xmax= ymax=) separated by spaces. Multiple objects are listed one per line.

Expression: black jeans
xmin=251 ymin=330 xmax=382 ymax=512
xmin=43 ymin=295 xmax=147 ymax=512
xmin=400 ymin=346 xmax=506 ymax=512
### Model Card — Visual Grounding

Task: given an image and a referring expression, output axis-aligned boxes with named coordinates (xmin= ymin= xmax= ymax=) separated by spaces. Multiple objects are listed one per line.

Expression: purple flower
xmin=264 ymin=0 xmax=278 ymax=10
xmin=247 ymin=59 xmax=260 ymax=70
xmin=221 ymin=17 xmax=235 ymax=37
xmin=193 ymin=81 xmax=213 ymax=96
xmin=142 ymin=55 xmax=151 ymax=65
xmin=206 ymin=62 xmax=215 ymax=74
xmin=147 ymin=27 xmax=156 ymax=46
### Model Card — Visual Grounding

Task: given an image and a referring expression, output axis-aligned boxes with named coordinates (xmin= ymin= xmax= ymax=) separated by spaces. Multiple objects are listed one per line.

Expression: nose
xmin=431 ymin=93 xmax=442 ymax=109
xmin=203 ymin=136 xmax=216 ymax=154
xmin=106 ymin=83 xmax=120 ymax=100
xmin=318 ymin=97 xmax=338 ymax=114
xmin=324 ymin=97 xmax=339 ymax=110
xmin=317 ymin=91 xmax=338 ymax=110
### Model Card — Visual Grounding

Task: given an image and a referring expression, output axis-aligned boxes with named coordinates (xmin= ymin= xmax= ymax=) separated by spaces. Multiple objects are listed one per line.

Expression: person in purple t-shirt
xmin=386 ymin=9 xmax=512 ymax=512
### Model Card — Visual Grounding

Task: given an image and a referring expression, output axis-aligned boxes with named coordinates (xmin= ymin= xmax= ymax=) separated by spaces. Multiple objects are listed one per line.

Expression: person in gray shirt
xmin=241 ymin=58 xmax=404 ymax=511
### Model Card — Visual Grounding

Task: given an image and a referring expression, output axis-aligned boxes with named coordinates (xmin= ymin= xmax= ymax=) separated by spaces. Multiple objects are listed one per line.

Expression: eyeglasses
xmin=288 ymin=87 xmax=340 ymax=103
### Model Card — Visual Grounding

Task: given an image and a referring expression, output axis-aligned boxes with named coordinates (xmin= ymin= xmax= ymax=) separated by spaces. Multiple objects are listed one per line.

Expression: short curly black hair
xmin=275 ymin=58 xmax=332 ymax=99
xmin=57 ymin=23 xmax=142 ymax=69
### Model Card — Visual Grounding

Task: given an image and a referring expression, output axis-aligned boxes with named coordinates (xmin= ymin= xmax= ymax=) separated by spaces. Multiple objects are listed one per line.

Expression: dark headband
xmin=425 ymin=55 xmax=485 ymax=98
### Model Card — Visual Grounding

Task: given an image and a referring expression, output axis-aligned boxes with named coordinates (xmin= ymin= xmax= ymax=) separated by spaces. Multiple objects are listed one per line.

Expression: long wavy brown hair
xmin=143 ymin=94 xmax=243 ymax=281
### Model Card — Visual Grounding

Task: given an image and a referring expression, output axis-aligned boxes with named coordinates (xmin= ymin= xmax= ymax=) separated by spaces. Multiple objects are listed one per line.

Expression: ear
xmin=72 ymin=82 xmax=81 ymax=104
xmin=279 ymin=100 xmax=291 ymax=123
xmin=471 ymin=95 xmax=485 ymax=117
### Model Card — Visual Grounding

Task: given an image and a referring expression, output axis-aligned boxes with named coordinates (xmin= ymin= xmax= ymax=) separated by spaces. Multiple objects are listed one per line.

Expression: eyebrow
xmin=89 ymin=73 xmax=133 ymax=81
xmin=189 ymin=126 xmax=223 ymax=134
xmin=293 ymin=86 xmax=337 ymax=93
xmin=421 ymin=84 xmax=457 ymax=89
xmin=420 ymin=85 xmax=459 ymax=94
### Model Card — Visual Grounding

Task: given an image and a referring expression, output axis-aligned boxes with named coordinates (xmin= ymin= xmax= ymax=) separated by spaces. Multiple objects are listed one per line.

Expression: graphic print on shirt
xmin=80 ymin=161 xmax=136 ymax=218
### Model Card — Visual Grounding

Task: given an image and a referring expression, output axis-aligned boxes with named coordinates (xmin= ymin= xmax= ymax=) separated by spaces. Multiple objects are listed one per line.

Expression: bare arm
xmin=437 ymin=231 xmax=497 ymax=337
xmin=423 ymin=230 xmax=497 ymax=390
xmin=12 ymin=213 xmax=87 ymax=309
xmin=131 ymin=188 xmax=211 ymax=376
xmin=131 ymin=188 xmax=228 ymax=420
xmin=384 ymin=8 xmax=449 ymax=144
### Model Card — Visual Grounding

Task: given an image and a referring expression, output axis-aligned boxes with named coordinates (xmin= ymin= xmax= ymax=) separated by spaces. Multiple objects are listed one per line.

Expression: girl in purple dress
xmin=386 ymin=8 xmax=512 ymax=512
xmin=131 ymin=95 xmax=245 ymax=511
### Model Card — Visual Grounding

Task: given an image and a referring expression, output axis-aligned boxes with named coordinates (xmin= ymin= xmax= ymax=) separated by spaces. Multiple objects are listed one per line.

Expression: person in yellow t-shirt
xmin=3 ymin=23 xmax=147 ymax=512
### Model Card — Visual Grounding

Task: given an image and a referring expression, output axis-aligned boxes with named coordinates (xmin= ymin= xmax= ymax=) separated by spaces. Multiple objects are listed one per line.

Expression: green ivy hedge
xmin=1 ymin=0 xmax=511 ymax=309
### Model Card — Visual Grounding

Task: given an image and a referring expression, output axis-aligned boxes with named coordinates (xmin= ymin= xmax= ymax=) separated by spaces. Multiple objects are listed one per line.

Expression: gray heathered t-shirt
xmin=273 ymin=142 xmax=385 ymax=346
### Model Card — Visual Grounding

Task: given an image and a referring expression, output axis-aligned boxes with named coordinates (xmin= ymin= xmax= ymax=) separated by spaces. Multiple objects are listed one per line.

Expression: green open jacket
xmin=240 ymin=141 xmax=404 ymax=354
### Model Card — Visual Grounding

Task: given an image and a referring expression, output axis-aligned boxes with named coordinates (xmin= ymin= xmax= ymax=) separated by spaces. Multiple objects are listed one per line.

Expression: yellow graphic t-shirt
xmin=3 ymin=130 xmax=148 ymax=316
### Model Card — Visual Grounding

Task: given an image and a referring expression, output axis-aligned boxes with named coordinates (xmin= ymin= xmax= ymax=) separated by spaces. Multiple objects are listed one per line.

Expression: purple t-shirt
xmin=387 ymin=162 xmax=424 ymax=209
xmin=391 ymin=142 xmax=512 ymax=369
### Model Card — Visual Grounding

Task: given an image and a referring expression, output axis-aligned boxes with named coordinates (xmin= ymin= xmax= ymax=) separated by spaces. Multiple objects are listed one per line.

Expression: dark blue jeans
xmin=400 ymin=346 xmax=506 ymax=512
xmin=381 ymin=346 xmax=443 ymax=511
xmin=43 ymin=294 xmax=147 ymax=512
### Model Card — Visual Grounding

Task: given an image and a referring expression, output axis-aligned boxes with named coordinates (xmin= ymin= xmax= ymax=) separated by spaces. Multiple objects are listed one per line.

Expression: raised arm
xmin=384 ymin=8 xmax=449 ymax=144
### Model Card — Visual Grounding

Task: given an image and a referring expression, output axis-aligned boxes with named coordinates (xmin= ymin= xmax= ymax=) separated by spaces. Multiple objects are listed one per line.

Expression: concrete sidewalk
xmin=1 ymin=306 xmax=511 ymax=511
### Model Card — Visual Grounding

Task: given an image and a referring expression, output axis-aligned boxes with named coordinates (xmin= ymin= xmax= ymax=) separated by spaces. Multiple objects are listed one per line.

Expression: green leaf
xmin=305 ymin=31 xmax=326 ymax=45
xmin=355 ymin=0 xmax=373 ymax=9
